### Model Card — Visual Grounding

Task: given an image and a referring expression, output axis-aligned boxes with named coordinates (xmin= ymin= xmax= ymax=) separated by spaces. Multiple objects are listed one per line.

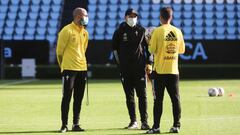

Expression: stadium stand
xmin=86 ymin=0 xmax=239 ymax=40
xmin=0 ymin=0 xmax=63 ymax=46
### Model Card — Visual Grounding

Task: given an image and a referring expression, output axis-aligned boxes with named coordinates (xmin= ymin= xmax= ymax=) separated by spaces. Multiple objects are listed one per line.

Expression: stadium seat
xmin=13 ymin=34 xmax=24 ymax=40
xmin=204 ymin=34 xmax=215 ymax=39
xmin=47 ymin=27 xmax=58 ymax=35
xmin=27 ymin=20 xmax=37 ymax=27
xmin=99 ymin=0 xmax=107 ymax=4
xmin=216 ymin=19 xmax=225 ymax=26
xmin=193 ymin=34 xmax=203 ymax=40
xmin=194 ymin=26 xmax=203 ymax=34
xmin=95 ymin=27 xmax=105 ymax=35
xmin=38 ymin=20 xmax=48 ymax=27
xmin=88 ymin=5 xmax=97 ymax=12
xmin=53 ymin=0 xmax=62 ymax=5
xmin=15 ymin=27 xmax=25 ymax=35
xmin=21 ymin=0 xmax=30 ymax=5
xmin=46 ymin=35 xmax=56 ymax=44
xmin=215 ymin=4 xmax=225 ymax=11
xmin=20 ymin=5 xmax=29 ymax=12
xmin=9 ymin=5 xmax=18 ymax=12
xmin=48 ymin=20 xmax=58 ymax=27
xmin=194 ymin=19 xmax=203 ymax=26
xmin=32 ymin=0 xmax=41 ymax=5
xmin=120 ymin=0 xmax=128 ymax=4
xmin=50 ymin=12 xmax=60 ymax=19
xmin=18 ymin=12 xmax=28 ymax=20
xmin=151 ymin=4 xmax=160 ymax=11
xmin=16 ymin=19 xmax=26 ymax=27
xmin=0 ymin=0 xmax=9 ymax=5
xmin=30 ymin=5 xmax=40 ymax=12
xmin=130 ymin=4 xmax=139 ymax=11
xmin=96 ymin=20 xmax=106 ymax=27
xmin=0 ymin=5 xmax=8 ymax=12
xmin=226 ymin=4 xmax=235 ymax=11
xmin=107 ymin=20 xmax=117 ymax=27
xmin=6 ymin=20 xmax=15 ymax=27
xmin=106 ymin=27 xmax=115 ymax=35
xmin=3 ymin=34 xmax=12 ymax=40
xmin=25 ymin=27 xmax=35 ymax=35
xmin=97 ymin=12 xmax=107 ymax=19
xmin=226 ymin=34 xmax=236 ymax=40
xmin=42 ymin=0 xmax=51 ymax=5
xmin=183 ymin=26 xmax=192 ymax=35
xmin=107 ymin=12 xmax=117 ymax=19
xmin=226 ymin=20 xmax=236 ymax=27
xmin=183 ymin=4 xmax=192 ymax=11
xmin=183 ymin=11 xmax=192 ymax=19
xmin=0 ymin=20 xmax=4 ymax=28
xmin=131 ymin=0 xmax=139 ymax=4
xmin=109 ymin=0 xmax=118 ymax=4
xmin=8 ymin=12 xmax=17 ymax=20
xmin=205 ymin=19 xmax=214 ymax=26
xmin=172 ymin=19 xmax=182 ymax=27
xmin=89 ymin=12 xmax=96 ymax=20
xmin=216 ymin=27 xmax=225 ymax=34
xmin=193 ymin=11 xmax=203 ymax=19
xmin=51 ymin=5 xmax=61 ymax=12
xmin=237 ymin=5 xmax=240 ymax=11
xmin=140 ymin=4 xmax=150 ymax=11
xmin=98 ymin=5 xmax=107 ymax=12
xmin=139 ymin=19 xmax=149 ymax=26
xmin=35 ymin=34 xmax=45 ymax=40
xmin=41 ymin=5 xmax=51 ymax=12
xmin=172 ymin=4 xmax=182 ymax=11
xmin=29 ymin=12 xmax=38 ymax=20
xmin=105 ymin=34 xmax=113 ymax=40
xmin=39 ymin=12 xmax=49 ymax=20
xmin=87 ymin=27 xmax=94 ymax=35
xmin=215 ymin=12 xmax=225 ymax=19
xmin=36 ymin=27 xmax=46 ymax=35
xmin=150 ymin=11 xmax=160 ymax=19
xmin=140 ymin=11 xmax=150 ymax=19
xmin=150 ymin=19 xmax=159 ymax=26
xmin=226 ymin=27 xmax=236 ymax=34
xmin=119 ymin=4 xmax=129 ymax=12
xmin=4 ymin=27 xmax=14 ymax=35
xmin=0 ymin=12 xmax=6 ymax=20
xmin=204 ymin=11 xmax=214 ymax=18
xmin=204 ymin=4 xmax=214 ymax=11
xmin=173 ymin=12 xmax=182 ymax=19
xmin=226 ymin=11 xmax=235 ymax=19
xmin=142 ymin=0 xmax=151 ymax=4
xmin=215 ymin=34 xmax=225 ymax=39
xmin=205 ymin=27 xmax=214 ymax=34
xmin=183 ymin=19 xmax=192 ymax=26
xmin=194 ymin=4 xmax=203 ymax=11
xmin=109 ymin=5 xmax=118 ymax=12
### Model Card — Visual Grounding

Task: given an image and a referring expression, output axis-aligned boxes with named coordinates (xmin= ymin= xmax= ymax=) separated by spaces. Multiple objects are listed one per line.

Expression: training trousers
xmin=152 ymin=73 xmax=181 ymax=128
xmin=120 ymin=71 xmax=148 ymax=124
xmin=61 ymin=70 xmax=87 ymax=126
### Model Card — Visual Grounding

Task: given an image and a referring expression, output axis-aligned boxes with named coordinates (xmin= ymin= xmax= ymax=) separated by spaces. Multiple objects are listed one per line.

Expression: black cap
xmin=125 ymin=8 xmax=138 ymax=16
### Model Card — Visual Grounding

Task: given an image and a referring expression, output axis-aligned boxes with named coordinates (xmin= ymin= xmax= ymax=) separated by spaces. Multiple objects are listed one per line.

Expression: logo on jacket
xmin=165 ymin=31 xmax=177 ymax=41
xmin=166 ymin=43 xmax=177 ymax=54
xmin=123 ymin=33 xmax=128 ymax=41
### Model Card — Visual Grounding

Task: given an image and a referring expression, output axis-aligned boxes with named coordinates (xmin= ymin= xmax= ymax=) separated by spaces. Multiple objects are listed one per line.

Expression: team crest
xmin=123 ymin=33 xmax=128 ymax=41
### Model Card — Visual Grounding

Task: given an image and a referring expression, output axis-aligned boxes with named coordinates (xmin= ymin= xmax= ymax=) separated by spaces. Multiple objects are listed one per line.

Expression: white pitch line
xmin=0 ymin=79 xmax=37 ymax=88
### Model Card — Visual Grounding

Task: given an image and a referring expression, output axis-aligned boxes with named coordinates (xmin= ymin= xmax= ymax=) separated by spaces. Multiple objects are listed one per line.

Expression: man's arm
xmin=56 ymin=28 xmax=69 ymax=67
xmin=112 ymin=29 xmax=120 ymax=65
xmin=178 ymin=31 xmax=185 ymax=54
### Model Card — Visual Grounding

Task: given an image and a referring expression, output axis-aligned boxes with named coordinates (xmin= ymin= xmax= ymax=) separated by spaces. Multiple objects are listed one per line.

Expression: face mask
xmin=79 ymin=16 xmax=89 ymax=25
xmin=127 ymin=17 xmax=137 ymax=27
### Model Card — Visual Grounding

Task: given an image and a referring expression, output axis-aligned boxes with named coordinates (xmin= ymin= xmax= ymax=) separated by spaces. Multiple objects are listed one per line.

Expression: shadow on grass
xmin=0 ymin=130 xmax=58 ymax=134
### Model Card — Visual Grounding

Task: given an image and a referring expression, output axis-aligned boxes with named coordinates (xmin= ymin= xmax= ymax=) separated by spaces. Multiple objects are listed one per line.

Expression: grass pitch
xmin=0 ymin=79 xmax=239 ymax=135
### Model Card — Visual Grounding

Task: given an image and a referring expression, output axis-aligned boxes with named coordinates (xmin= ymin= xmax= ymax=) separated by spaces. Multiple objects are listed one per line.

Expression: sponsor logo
xmin=166 ymin=43 xmax=177 ymax=54
xmin=165 ymin=31 xmax=177 ymax=41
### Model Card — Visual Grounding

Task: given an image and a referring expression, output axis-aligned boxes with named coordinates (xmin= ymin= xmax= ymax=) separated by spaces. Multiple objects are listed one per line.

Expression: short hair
xmin=160 ymin=7 xmax=173 ymax=21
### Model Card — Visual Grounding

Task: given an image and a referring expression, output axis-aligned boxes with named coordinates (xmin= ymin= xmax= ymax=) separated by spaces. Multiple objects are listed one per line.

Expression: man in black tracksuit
xmin=112 ymin=8 xmax=152 ymax=130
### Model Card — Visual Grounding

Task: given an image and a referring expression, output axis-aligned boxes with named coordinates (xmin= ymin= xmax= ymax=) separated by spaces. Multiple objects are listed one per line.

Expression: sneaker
xmin=169 ymin=127 xmax=180 ymax=133
xmin=141 ymin=123 xmax=150 ymax=130
xmin=146 ymin=128 xmax=160 ymax=134
xmin=59 ymin=125 xmax=68 ymax=133
xmin=72 ymin=125 xmax=85 ymax=132
xmin=124 ymin=121 xmax=138 ymax=129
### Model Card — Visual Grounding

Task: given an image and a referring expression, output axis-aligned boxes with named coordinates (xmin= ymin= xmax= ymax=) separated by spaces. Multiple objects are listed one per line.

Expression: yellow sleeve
xmin=178 ymin=31 xmax=185 ymax=54
xmin=149 ymin=29 xmax=157 ymax=54
xmin=56 ymin=28 xmax=69 ymax=67
xmin=84 ymin=31 xmax=89 ymax=51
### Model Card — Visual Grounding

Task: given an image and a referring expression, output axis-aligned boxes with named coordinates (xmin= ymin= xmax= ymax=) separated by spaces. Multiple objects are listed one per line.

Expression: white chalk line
xmin=0 ymin=79 xmax=37 ymax=89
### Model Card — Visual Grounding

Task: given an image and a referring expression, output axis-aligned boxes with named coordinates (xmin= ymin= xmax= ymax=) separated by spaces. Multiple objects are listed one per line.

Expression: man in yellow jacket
xmin=56 ymin=7 xmax=89 ymax=133
xmin=146 ymin=7 xmax=185 ymax=134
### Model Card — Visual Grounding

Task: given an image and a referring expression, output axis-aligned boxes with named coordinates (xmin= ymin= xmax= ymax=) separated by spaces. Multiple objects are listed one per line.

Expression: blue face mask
xmin=79 ymin=16 xmax=89 ymax=25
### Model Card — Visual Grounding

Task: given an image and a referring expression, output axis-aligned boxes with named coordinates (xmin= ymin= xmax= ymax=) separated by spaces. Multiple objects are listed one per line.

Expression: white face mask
xmin=127 ymin=17 xmax=137 ymax=27
xmin=79 ymin=16 xmax=89 ymax=25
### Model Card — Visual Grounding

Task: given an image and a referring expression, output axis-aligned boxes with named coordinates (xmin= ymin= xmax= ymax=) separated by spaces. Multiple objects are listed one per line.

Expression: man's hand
xmin=145 ymin=64 xmax=152 ymax=75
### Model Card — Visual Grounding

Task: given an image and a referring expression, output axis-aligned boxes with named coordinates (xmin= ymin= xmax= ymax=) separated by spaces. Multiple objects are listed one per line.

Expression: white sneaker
xmin=169 ymin=127 xmax=180 ymax=133
xmin=125 ymin=121 xmax=138 ymax=129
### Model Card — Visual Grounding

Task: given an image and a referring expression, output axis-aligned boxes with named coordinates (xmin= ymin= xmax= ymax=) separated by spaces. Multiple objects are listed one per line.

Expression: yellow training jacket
xmin=56 ymin=22 xmax=89 ymax=72
xmin=149 ymin=24 xmax=185 ymax=74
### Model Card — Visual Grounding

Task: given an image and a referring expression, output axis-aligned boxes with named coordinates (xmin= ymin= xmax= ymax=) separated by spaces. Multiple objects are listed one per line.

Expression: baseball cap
xmin=125 ymin=8 xmax=138 ymax=16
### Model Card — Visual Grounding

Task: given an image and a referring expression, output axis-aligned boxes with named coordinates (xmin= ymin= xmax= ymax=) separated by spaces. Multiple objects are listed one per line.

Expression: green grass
xmin=0 ymin=79 xmax=240 ymax=135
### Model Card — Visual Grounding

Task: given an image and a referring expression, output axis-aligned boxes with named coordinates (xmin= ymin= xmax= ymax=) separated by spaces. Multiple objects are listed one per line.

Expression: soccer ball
xmin=208 ymin=87 xmax=219 ymax=97
xmin=145 ymin=26 xmax=156 ymax=44
xmin=217 ymin=87 xmax=225 ymax=96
